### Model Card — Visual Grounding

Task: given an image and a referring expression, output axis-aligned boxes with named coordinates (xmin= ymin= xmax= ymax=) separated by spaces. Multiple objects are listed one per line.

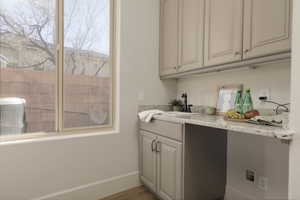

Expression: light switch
xmin=138 ymin=91 xmax=145 ymax=101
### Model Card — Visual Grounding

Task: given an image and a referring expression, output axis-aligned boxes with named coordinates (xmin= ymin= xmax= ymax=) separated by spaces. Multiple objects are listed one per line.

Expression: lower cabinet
xmin=140 ymin=131 xmax=183 ymax=200
xmin=140 ymin=131 xmax=157 ymax=192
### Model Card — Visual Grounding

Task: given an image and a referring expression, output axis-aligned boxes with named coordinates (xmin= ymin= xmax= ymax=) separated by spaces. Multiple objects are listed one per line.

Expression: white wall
xmin=177 ymin=62 xmax=291 ymax=109
xmin=226 ymin=133 xmax=289 ymax=200
xmin=289 ymin=0 xmax=300 ymax=199
xmin=0 ymin=0 xmax=176 ymax=199
xmin=177 ymin=62 xmax=291 ymax=200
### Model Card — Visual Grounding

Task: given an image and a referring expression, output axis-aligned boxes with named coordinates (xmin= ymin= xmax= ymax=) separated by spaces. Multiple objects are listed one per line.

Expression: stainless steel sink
xmin=163 ymin=112 xmax=200 ymax=118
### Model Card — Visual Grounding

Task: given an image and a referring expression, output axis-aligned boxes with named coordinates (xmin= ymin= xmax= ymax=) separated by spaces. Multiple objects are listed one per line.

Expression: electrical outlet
xmin=258 ymin=176 xmax=268 ymax=191
xmin=246 ymin=169 xmax=256 ymax=183
xmin=258 ymin=89 xmax=271 ymax=102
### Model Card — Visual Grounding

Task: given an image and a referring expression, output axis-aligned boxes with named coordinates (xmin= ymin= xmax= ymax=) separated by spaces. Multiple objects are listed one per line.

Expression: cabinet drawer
xmin=140 ymin=120 xmax=183 ymax=141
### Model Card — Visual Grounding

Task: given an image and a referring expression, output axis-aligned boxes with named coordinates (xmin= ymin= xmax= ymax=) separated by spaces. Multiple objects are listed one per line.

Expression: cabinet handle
xmin=151 ymin=139 xmax=156 ymax=152
xmin=244 ymin=49 xmax=250 ymax=53
xmin=235 ymin=51 xmax=241 ymax=56
xmin=155 ymin=141 xmax=161 ymax=153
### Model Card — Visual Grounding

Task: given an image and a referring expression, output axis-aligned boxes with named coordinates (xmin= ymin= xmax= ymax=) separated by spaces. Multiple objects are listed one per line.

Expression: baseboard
xmin=33 ymin=171 xmax=141 ymax=200
xmin=225 ymin=185 xmax=256 ymax=200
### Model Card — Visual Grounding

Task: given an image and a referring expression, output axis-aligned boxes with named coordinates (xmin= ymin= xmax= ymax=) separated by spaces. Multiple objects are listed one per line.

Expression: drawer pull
xmin=151 ymin=139 xmax=156 ymax=152
xmin=156 ymin=141 xmax=161 ymax=153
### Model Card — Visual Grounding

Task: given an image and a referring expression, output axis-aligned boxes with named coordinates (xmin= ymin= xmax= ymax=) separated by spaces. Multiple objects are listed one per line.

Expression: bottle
xmin=234 ymin=90 xmax=243 ymax=114
xmin=242 ymin=89 xmax=254 ymax=113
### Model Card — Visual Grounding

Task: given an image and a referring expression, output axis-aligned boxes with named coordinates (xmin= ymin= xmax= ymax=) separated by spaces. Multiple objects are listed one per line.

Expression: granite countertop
xmin=152 ymin=113 xmax=294 ymax=141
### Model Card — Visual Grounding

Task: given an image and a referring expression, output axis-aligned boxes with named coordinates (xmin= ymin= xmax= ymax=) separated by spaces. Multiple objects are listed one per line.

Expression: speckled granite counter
xmin=152 ymin=113 xmax=294 ymax=140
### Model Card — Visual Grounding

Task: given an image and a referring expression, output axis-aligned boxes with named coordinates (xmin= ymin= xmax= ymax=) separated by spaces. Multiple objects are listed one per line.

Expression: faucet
xmin=181 ymin=93 xmax=192 ymax=113
xmin=259 ymin=97 xmax=290 ymax=115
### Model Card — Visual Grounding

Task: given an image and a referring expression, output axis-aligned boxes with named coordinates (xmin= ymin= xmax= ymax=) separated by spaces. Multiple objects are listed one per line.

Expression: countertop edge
xmin=152 ymin=115 xmax=294 ymax=141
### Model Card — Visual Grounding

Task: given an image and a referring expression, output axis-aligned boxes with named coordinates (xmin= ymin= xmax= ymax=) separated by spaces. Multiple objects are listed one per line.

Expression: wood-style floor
xmin=100 ymin=186 xmax=159 ymax=200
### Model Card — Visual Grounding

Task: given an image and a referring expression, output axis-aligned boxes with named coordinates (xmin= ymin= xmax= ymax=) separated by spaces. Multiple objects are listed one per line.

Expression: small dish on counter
xmin=204 ymin=106 xmax=217 ymax=115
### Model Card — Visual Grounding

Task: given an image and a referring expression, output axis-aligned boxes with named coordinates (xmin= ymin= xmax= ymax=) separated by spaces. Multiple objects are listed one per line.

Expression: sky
xmin=0 ymin=0 xmax=110 ymax=55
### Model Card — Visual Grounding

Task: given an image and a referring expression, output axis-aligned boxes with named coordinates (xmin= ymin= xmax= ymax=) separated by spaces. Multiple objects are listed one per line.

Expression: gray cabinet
xmin=156 ymin=136 xmax=183 ymax=200
xmin=139 ymin=121 xmax=228 ymax=200
xmin=178 ymin=0 xmax=205 ymax=72
xmin=243 ymin=0 xmax=291 ymax=59
xmin=159 ymin=0 xmax=180 ymax=76
xmin=140 ymin=131 xmax=157 ymax=192
xmin=160 ymin=0 xmax=292 ymax=77
xmin=203 ymin=0 xmax=291 ymax=66
xmin=204 ymin=0 xmax=243 ymax=66
xmin=160 ymin=0 xmax=205 ymax=76
xmin=140 ymin=122 xmax=183 ymax=200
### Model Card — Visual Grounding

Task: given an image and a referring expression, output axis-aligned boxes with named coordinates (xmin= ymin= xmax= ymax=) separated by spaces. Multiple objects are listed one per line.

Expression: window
xmin=0 ymin=0 xmax=115 ymax=139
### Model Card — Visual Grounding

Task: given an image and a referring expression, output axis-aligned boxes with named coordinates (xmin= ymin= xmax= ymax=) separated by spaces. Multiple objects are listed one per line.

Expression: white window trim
xmin=0 ymin=0 xmax=120 ymax=143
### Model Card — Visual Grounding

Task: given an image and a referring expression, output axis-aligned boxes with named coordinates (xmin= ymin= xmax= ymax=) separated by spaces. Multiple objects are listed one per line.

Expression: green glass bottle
xmin=234 ymin=90 xmax=243 ymax=114
xmin=242 ymin=89 xmax=254 ymax=113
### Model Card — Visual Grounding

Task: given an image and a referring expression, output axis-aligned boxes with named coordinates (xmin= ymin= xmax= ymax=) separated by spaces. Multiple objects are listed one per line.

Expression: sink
xmin=163 ymin=112 xmax=200 ymax=118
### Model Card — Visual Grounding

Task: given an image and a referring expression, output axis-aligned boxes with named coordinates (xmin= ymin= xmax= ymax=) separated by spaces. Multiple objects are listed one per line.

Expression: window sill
xmin=0 ymin=128 xmax=119 ymax=146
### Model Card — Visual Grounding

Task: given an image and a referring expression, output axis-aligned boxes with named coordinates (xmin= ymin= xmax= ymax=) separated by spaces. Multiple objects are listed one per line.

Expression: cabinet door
xmin=243 ymin=0 xmax=291 ymax=59
xmin=204 ymin=0 xmax=243 ymax=66
xmin=178 ymin=0 xmax=205 ymax=72
xmin=156 ymin=136 xmax=183 ymax=200
xmin=160 ymin=0 xmax=179 ymax=76
xmin=140 ymin=131 xmax=157 ymax=192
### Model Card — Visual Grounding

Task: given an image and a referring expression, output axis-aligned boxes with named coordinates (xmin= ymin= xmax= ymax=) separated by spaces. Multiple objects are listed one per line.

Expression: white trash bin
xmin=0 ymin=97 xmax=26 ymax=136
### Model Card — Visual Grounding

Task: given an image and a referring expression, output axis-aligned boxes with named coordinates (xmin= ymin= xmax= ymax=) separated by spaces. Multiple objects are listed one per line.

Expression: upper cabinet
xmin=160 ymin=0 xmax=180 ymax=76
xmin=160 ymin=0 xmax=205 ymax=76
xmin=204 ymin=0 xmax=243 ymax=66
xmin=243 ymin=0 xmax=292 ymax=59
xmin=178 ymin=0 xmax=205 ymax=72
xmin=159 ymin=0 xmax=292 ymax=77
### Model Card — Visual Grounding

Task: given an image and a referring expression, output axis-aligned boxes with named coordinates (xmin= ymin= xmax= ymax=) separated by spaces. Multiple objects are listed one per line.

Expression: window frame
xmin=0 ymin=0 xmax=118 ymax=142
